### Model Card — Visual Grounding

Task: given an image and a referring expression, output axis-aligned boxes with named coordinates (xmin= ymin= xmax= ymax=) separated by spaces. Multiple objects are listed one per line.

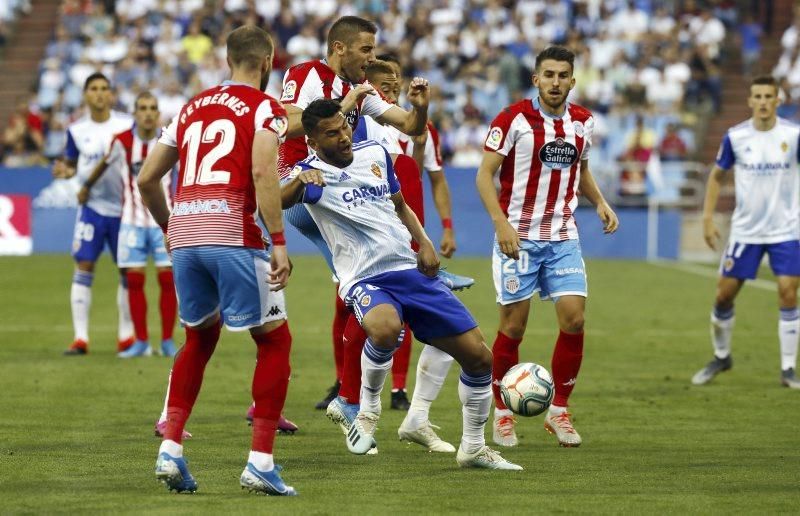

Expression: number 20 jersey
xmin=159 ymin=82 xmax=288 ymax=250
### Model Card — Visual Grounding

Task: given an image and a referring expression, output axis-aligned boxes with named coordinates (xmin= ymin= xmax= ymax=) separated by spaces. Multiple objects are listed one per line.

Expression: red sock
xmin=551 ymin=330 xmax=584 ymax=407
xmin=340 ymin=313 xmax=367 ymax=404
xmin=491 ymin=332 xmax=522 ymax=409
xmin=158 ymin=270 xmax=177 ymax=341
xmin=392 ymin=324 xmax=413 ymax=390
xmin=126 ymin=271 xmax=147 ymax=341
xmin=332 ymin=289 xmax=348 ymax=381
xmin=165 ymin=321 xmax=221 ymax=443
xmin=251 ymin=322 xmax=292 ymax=453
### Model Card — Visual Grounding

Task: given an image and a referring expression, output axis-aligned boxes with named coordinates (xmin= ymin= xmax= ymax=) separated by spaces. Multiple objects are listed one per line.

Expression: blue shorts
xmin=284 ymin=199 xmax=335 ymax=274
xmin=492 ymin=239 xmax=587 ymax=304
xmin=171 ymin=245 xmax=286 ymax=331
xmin=117 ymin=224 xmax=171 ymax=268
xmin=71 ymin=205 xmax=121 ymax=263
xmin=720 ymin=240 xmax=800 ymax=279
xmin=345 ymin=268 xmax=478 ymax=344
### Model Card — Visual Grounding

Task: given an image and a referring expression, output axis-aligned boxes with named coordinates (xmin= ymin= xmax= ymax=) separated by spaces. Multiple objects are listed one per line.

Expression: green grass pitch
xmin=0 ymin=255 xmax=798 ymax=513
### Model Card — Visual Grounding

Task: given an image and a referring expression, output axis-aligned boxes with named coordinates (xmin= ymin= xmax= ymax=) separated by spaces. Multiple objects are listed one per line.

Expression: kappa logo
xmin=266 ymin=305 xmax=282 ymax=317
xmin=370 ymin=163 xmax=382 ymax=178
xmin=281 ymin=80 xmax=297 ymax=101
xmin=485 ymin=126 xmax=503 ymax=150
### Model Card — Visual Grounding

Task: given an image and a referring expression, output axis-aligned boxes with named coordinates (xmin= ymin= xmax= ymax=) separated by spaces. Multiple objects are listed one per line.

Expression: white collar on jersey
xmin=533 ymin=96 xmax=568 ymax=119
xmin=220 ymin=79 xmax=259 ymax=90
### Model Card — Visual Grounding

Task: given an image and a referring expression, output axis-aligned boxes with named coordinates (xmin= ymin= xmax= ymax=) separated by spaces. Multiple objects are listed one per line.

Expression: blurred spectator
xmin=739 ymin=13 xmax=763 ymax=76
xmin=658 ymin=123 xmax=689 ymax=162
xmin=181 ymin=19 xmax=213 ymax=64
xmin=618 ymin=116 xmax=655 ymax=198
xmin=2 ymin=95 xmax=45 ymax=166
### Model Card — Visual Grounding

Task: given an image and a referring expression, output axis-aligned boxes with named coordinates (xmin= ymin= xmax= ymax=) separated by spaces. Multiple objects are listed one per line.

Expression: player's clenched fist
xmin=416 ymin=240 xmax=440 ymax=277
xmin=406 ymin=77 xmax=430 ymax=108
xmin=341 ymin=83 xmax=375 ymax=113
xmin=297 ymin=169 xmax=326 ymax=187
xmin=495 ymin=219 xmax=521 ymax=260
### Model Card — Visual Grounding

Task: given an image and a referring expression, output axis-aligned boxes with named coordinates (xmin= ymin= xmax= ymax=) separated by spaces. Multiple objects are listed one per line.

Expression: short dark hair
xmin=226 ymin=25 xmax=273 ymax=71
xmin=134 ymin=91 xmax=158 ymax=110
xmin=84 ymin=72 xmax=110 ymax=91
xmin=751 ymin=74 xmax=778 ymax=91
xmin=327 ymin=16 xmax=377 ymax=55
xmin=376 ymin=53 xmax=400 ymax=65
xmin=302 ymin=98 xmax=343 ymax=135
xmin=365 ymin=60 xmax=396 ymax=82
xmin=535 ymin=46 xmax=575 ymax=72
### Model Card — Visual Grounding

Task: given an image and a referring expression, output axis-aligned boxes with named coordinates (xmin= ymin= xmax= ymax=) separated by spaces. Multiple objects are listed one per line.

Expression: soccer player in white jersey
xmin=476 ymin=47 xmax=619 ymax=448
xmin=54 ymin=73 xmax=135 ymax=356
xmin=78 ymin=91 xmax=178 ymax=359
xmin=282 ymin=99 xmax=521 ymax=470
xmin=692 ymin=75 xmax=800 ymax=389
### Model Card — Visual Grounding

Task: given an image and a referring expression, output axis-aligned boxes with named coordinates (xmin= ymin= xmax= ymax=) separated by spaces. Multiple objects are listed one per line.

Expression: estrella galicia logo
xmin=539 ymin=137 xmax=578 ymax=169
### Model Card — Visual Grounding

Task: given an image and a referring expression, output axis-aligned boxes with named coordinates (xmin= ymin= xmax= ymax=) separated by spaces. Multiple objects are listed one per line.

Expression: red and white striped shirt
xmin=278 ymin=59 xmax=393 ymax=176
xmin=159 ymin=82 xmax=288 ymax=249
xmin=108 ymin=128 xmax=171 ymax=228
xmin=396 ymin=120 xmax=444 ymax=172
xmin=485 ymin=99 xmax=594 ymax=241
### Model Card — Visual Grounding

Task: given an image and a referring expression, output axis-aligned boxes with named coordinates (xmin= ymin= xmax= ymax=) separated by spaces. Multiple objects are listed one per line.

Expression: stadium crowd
xmin=0 ymin=0 xmax=765 ymax=200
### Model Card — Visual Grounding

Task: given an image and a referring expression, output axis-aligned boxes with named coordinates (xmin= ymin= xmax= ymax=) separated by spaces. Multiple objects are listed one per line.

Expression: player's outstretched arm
xmin=376 ymin=78 xmax=429 ymax=136
xmin=391 ymin=192 xmax=440 ymax=276
xmin=476 ymin=150 xmax=521 ymax=259
xmin=578 ymin=160 xmax=618 ymax=234
xmin=138 ymin=142 xmax=179 ymax=229
xmin=702 ymin=165 xmax=726 ymax=250
xmin=253 ymin=130 xmax=290 ymax=291
xmin=280 ymin=169 xmax=326 ymax=208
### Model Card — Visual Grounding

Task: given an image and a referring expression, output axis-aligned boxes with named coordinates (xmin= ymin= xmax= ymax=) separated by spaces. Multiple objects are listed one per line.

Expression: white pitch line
xmin=649 ymin=260 xmax=777 ymax=292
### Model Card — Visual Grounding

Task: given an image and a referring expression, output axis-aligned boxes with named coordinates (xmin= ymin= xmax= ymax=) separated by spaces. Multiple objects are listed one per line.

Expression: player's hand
xmin=597 ymin=203 xmax=619 ymax=234
xmin=269 ymin=245 xmax=291 ymax=291
xmin=440 ymin=228 xmax=456 ymax=258
xmin=703 ymin=217 xmax=720 ymax=250
xmin=495 ymin=220 xmax=521 ymax=260
xmin=52 ymin=159 xmax=75 ymax=179
xmin=410 ymin=130 xmax=427 ymax=147
xmin=417 ymin=240 xmax=440 ymax=277
xmin=341 ymin=83 xmax=375 ymax=113
xmin=77 ymin=185 xmax=90 ymax=205
xmin=406 ymin=77 xmax=430 ymax=109
xmin=297 ymin=169 xmax=326 ymax=187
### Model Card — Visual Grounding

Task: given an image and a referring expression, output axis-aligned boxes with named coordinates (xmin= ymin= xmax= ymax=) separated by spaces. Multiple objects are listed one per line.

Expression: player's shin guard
xmin=71 ymin=270 xmax=93 ymax=342
xmin=491 ymin=332 xmax=522 ymax=410
xmin=551 ymin=330 xmax=584 ymax=407
xmin=251 ymin=322 xmax=292 ymax=454
xmin=779 ymin=307 xmax=800 ymax=371
xmin=391 ymin=324 xmax=413 ymax=390
xmin=340 ymin=314 xmax=367 ymax=404
xmin=127 ymin=271 xmax=148 ymax=341
xmin=360 ymin=339 xmax=394 ymax=414
xmin=711 ymin=306 xmax=734 ymax=359
xmin=165 ymin=321 xmax=221 ymax=443
xmin=117 ymin=274 xmax=134 ymax=342
xmin=158 ymin=270 xmax=177 ymax=341
xmin=333 ymin=291 xmax=349 ymax=381
xmin=458 ymin=370 xmax=492 ymax=454
xmin=407 ymin=345 xmax=454 ymax=428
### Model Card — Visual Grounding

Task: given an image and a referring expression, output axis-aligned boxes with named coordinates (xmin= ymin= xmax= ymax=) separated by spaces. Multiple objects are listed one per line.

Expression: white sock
xmin=779 ymin=308 xmax=800 ymax=371
xmin=159 ymin=439 xmax=182 ymax=457
xmin=158 ymin=370 xmax=173 ymax=424
xmin=458 ymin=370 xmax=492 ymax=454
xmin=549 ymin=404 xmax=567 ymax=416
xmin=404 ymin=345 xmax=454 ymax=429
xmin=360 ymin=339 xmax=394 ymax=414
xmin=248 ymin=450 xmax=274 ymax=472
xmin=117 ymin=280 xmax=133 ymax=341
xmin=710 ymin=307 xmax=734 ymax=359
xmin=71 ymin=271 xmax=93 ymax=342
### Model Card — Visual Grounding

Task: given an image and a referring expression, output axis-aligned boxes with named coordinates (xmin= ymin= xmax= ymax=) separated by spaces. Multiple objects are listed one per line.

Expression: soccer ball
xmin=499 ymin=362 xmax=555 ymax=417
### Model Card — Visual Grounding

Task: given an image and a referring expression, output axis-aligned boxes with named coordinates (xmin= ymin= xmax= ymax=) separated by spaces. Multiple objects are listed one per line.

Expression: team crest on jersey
xmin=781 ymin=141 xmax=789 ymax=153
xmin=360 ymin=295 xmax=372 ymax=307
xmin=290 ymin=165 xmax=303 ymax=178
xmin=504 ymin=275 xmax=520 ymax=294
xmin=573 ymin=121 xmax=584 ymax=137
xmin=539 ymin=137 xmax=579 ymax=169
xmin=370 ymin=163 xmax=382 ymax=178
xmin=486 ymin=127 xmax=503 ymax=150
xmin=281 ymin=80 xmax=297 ymax=102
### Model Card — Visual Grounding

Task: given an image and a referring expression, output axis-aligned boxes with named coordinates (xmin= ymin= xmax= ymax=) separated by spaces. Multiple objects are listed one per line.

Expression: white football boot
xmin=544 ymin=411 xmax=582 ymax=447
xmin=456 ymin=445 xmax=523 ymax=470
xmin=397 ymin=420 xmax=456 ymax=453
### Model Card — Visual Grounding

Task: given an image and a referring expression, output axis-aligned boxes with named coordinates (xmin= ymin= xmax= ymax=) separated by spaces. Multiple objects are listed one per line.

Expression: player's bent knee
xmin=499 ymin=322 xmax=526 ymax=340
xmin=76 ymin=261 xmax=95 ymax=273
xmin=560 ymin=316 xmax=584 ymax=334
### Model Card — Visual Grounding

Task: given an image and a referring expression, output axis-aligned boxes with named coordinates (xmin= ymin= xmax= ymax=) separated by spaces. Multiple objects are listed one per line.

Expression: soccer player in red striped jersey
xmin=476 ymin=46 xmax=619 ymax=448
xmin=79 ymin=92 xmax=178 ymax=359
xmin=137 ymin=26 xmax=296 ymax=496
xmin=277 ymin=15 xmax=431 ymax=410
